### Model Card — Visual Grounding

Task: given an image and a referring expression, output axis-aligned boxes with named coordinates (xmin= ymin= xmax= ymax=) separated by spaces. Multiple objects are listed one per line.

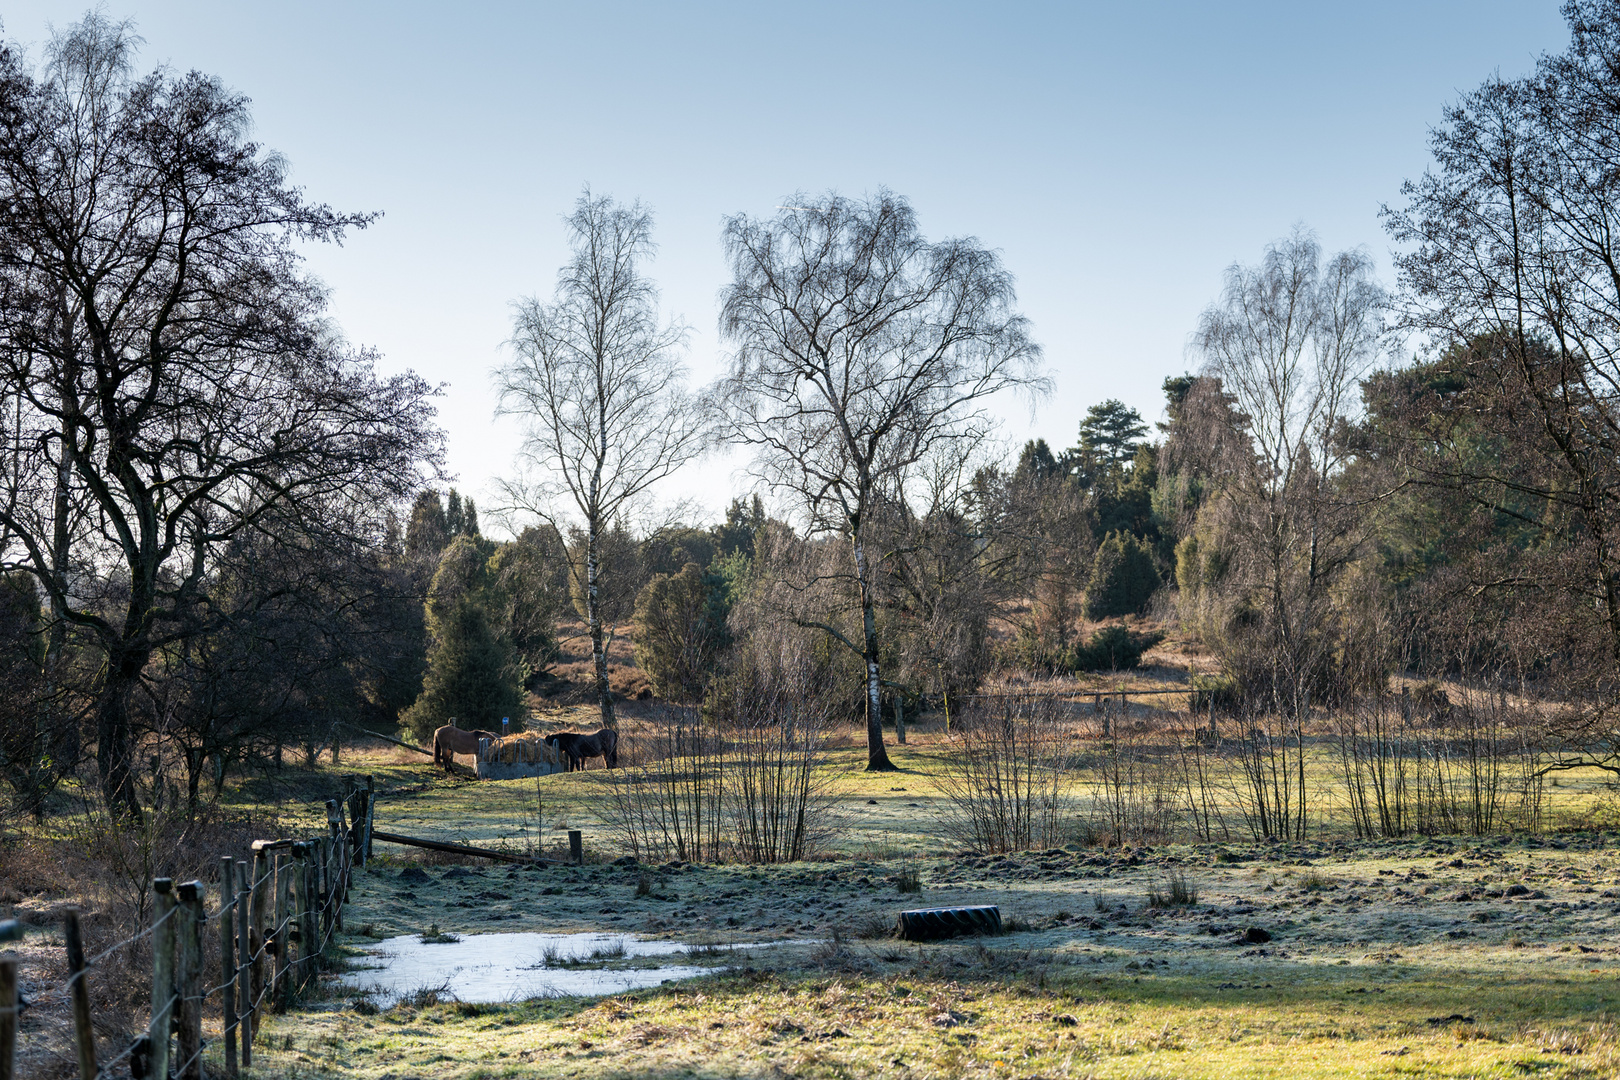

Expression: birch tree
xmin=495 ymin=191 xmax=704 ymax=728
xmin=1188 ymin=229 xmax=1385 ymax=838
xmin=715 ymin=191 xmax=1045 ymax=771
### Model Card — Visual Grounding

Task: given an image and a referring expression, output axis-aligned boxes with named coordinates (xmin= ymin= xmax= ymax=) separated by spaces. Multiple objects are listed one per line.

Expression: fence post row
xmin=7 ymin=784 xmax=364 ymax=1079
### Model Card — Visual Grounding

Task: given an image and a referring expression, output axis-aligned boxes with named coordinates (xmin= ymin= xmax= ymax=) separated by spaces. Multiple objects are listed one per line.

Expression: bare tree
xmin=714 ymin=191 xmax=1045 ymax=770
xmin=0 ymin=16 xmax=442 ymax=818
xmin=1187 ymin=230 xmax=1386 ymax=837
xmin=494 ymin=191 xmax=706 ymax=728
xmin=1382 ymin=1 xmax=1620 ymax=767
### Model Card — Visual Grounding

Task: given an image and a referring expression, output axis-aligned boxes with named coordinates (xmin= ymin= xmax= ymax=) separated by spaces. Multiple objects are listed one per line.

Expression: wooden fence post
xmin=295 ymin=842 xmax=314 ymax=988
xmin=329 ymin=798 xmax=349 ymax=918
xmin=324 ymin=829 xmax=340 ymax=933
xmin=310 ymin=836 xmax=325 ymax=952
xmin=249 ymin=847 xmax=268 ymax=1028
xmin=275 ymin=852 xmax=293 ymax=1009
xmin=0 ymin=950 xmax=17 ymax=1080
xmin=569 ymin=830 xmax=583 ymax=866
xmin=237 ymin=858 xmax=253 ymax=1069
xmin=318 ymin=835 xmax=333 ymax=943
xmin=326 ymin=833 xmax=338 ymax=934
xmin=176 ymin=881 xmax=204 ymax=1080
xmin=344 ymin=786 xmax=361 ymax=865
xmin=63 ymin=907 xmax=98 ymax=1079
xmin=148 ymin=878 xmax=176 ymax=1080
xmin=306 ymin=841 xmax=322 ymax=965
xmin=363 ymin=775 xmax=375 ymax=862
xmin=218 ymin=859 xmax=238 ymax=1076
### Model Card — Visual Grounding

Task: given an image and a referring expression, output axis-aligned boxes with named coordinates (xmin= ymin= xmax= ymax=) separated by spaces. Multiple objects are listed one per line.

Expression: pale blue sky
xmin=0 ymin=2 xmax=1575 ymax=524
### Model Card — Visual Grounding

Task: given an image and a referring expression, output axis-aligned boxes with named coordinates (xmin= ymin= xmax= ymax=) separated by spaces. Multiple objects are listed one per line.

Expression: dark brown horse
xmin=433 ymin=724 xmax=497 ymax=773
xmin=547 ymin=728 xmax=619 ymax=771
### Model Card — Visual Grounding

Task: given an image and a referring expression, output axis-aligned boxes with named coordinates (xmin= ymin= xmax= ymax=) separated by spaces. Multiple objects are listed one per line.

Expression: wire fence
xmin=0 ymin=774 xmax=377 ymax=1080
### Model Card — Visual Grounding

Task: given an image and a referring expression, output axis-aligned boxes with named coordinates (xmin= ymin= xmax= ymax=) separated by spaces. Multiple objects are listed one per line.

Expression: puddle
xmin=340 ymin=932 xmax=754 ymax=1003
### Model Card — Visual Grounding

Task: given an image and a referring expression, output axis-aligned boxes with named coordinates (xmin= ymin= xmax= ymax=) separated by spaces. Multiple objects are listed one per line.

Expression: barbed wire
xmin=93 ymin=1031 xmax=143 ymax=1077
xmin=171 ymin=1038 xmax=208 ymax=1079
xmin=60 ymin=902 xmax=181 ymax=997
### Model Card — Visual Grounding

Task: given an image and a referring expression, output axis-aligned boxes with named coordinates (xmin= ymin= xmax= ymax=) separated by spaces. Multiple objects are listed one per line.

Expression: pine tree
xmin=401 ymin=536 xmax=525 ymax=739
xmin=713 ymin=495 xmax=766 ymax=558
xmin=1073 ymin=399 xmax=1149 ymax=485
xmin=404 ymin=490 xmax=450 ymax=562
xmin=445 ymin=490 xmax=465 ymax=537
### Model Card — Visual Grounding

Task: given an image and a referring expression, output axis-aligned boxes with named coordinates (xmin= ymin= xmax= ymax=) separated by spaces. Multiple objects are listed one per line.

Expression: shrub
xmin=1071 ymin=624 xmax=1164 ymax=672
xmin=599 ymin=677 xmax=840 ymax=864
xmin=1085 ymin=531 xmax=1159 ymax=618
xmin=936 ymin=694 xmax=1072 ymax=853
xmin=1188 ymin=672 xmax=1242 ymax=715
xmin=632 ymin=562 xmax=732 ymax=702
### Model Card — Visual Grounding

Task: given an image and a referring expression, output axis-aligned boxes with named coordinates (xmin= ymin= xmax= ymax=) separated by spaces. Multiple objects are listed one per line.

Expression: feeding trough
xmin=475 ymin=733 xmax=565 ymax=780
xmin=897 ymin=904 xmax=1002 ymax=941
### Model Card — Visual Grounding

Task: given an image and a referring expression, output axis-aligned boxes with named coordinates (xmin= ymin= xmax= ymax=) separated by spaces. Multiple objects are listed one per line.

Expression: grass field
xmin=11 ymin=701 xmax=1620 ymax=1079
xmin=238 ymin=821 xmax=1620 ymax=1079
xmin=194 ymin=714 xmax=1620 ymax=1080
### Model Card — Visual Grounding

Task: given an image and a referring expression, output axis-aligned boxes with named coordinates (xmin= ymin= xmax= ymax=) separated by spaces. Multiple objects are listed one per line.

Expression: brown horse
xmin=432 ymin=725 xmax=497 ymax=773
xmin=547 ymin=728 xmax=618 ymax=771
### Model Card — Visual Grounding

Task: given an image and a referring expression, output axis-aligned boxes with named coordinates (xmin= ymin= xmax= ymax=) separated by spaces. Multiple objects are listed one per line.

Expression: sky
xmin=0 ymin=1 xmax=1577 ymax=529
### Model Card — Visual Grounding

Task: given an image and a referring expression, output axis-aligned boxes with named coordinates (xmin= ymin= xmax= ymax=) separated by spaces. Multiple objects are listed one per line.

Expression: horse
xmin=547 ymin=728 xmax=619 ymax=771
xmin=546 ymin=732 xmax=582 ymax=771
xmin=432 ymin=724 xmax=497 ymax=773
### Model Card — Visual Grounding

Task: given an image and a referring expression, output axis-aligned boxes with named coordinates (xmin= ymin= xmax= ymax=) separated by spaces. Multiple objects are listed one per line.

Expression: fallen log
xmin=346 ymin=726 xmax=432 ymax=757
xmin=345 ymin=725 xmax=477 ymax=777
xmin=369 ymin=829 xmax=560 ymax=866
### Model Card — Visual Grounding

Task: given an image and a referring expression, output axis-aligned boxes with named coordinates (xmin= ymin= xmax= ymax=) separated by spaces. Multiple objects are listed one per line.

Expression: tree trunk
xmin=586 ymin=514 xmax=614 ymax=729
xmin=186 ymin=749 xmax=203 ymax=811
xmin=28 ymin=412 xmax=76 ymax=816
xmin=852 ymin=530 xmax=896 ymax=772
xmin=94 ymin=658 xmax=144 ymax=822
